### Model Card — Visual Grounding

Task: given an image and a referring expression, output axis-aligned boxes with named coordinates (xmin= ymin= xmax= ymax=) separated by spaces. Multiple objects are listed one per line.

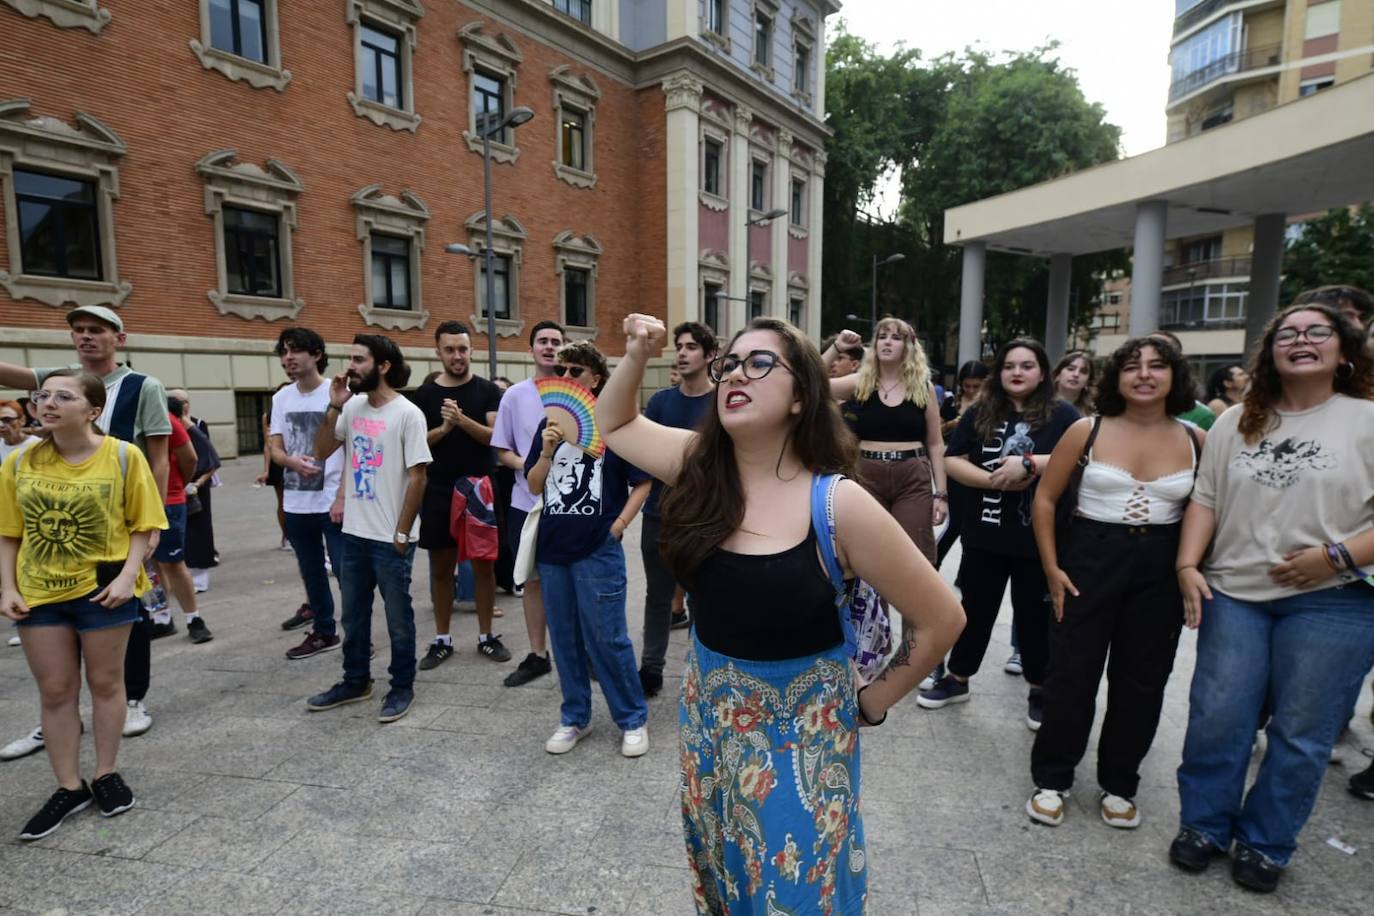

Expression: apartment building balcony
xmin=1168 ymin=43 xmax=1281 ymax=105
xmin=1173 ymin=0 xmax=1283 ymax=38
xmin=1162 ymin=256 xmax=1252 ymax=287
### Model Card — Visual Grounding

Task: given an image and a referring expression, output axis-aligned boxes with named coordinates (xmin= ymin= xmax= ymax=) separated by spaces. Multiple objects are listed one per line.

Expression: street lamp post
xmin=444 ymin=105 xmax=534 ymax=380
xmin=871 ymin=252 xmax=906 ymax=329
xmin=740 ymin=207 xmax=788 ymax=323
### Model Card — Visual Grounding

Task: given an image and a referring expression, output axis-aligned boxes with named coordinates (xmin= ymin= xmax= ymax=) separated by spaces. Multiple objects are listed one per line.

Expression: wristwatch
xmin=394 ymin=532 xmax=410 ymax=544
xmin=1021 ymin=454 xmax=1037 ymax=476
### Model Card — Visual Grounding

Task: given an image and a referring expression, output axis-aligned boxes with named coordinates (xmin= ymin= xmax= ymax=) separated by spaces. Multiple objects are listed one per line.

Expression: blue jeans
xmin=1177 ymin=585 xmax=1374 ymax=866
xmin=284 ymin=512 xmax=343 ymax=637
xmin=339 ymin=533 xmax=417 ymax=691
xmin=538 ymin=535 xmax=648 ymax=731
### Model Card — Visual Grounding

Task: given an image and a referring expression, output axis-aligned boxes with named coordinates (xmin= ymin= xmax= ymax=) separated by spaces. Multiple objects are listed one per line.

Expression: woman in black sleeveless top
xmin=598 ymin=315 xmax=965 ymax=915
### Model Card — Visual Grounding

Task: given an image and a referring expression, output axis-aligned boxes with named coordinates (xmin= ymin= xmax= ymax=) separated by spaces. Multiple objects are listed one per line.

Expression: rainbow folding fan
xmin=535 ymin=376 xmax=605 ymax=458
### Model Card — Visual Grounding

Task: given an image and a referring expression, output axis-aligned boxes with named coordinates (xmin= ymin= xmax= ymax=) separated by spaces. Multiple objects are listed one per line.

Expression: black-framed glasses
xmin=553 ymin=365 xmax=587 ymax=379
xmin=1274 ymin=325 xmax=1336 ymax=347
xmin=708 ymin=350 xmax=794 ymax=383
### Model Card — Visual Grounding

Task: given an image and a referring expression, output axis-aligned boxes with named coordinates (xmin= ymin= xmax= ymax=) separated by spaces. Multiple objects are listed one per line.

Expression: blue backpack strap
xmin=810 ymin=472 xmax=859 ymax=654
xmin=107 ymin=371 xmax=146 ymax=444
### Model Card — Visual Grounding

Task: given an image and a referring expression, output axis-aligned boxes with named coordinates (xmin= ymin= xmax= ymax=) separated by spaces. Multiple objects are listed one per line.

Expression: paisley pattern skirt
xmin=680 ymin=634 xmax=867 ymax=915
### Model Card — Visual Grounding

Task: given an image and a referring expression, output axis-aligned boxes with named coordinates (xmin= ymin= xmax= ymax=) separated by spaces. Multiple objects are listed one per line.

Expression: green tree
xmin=1281 ymin=204 xmax=1374 ymax=303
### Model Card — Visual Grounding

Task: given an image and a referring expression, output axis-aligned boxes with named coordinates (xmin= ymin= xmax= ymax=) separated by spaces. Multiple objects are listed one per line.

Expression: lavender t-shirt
xmin=490 ymin=379 xmax=545 ymax=512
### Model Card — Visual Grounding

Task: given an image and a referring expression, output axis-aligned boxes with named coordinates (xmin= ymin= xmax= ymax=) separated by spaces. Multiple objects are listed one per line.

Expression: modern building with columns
xmin=943 ymin=73 xmax=1374 ymax=371
xmin=0 ymin=0 xmax=835 ymax=456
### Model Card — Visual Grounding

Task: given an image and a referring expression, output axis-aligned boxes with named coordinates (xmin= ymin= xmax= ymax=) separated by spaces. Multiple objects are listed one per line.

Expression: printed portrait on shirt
xmin=283 ymin=411 xmax=326 ymax=492
xmin=545 ymin=443 xmax=601 ymax=516
xmin=350 ymin=425 xmax=385 ymax=501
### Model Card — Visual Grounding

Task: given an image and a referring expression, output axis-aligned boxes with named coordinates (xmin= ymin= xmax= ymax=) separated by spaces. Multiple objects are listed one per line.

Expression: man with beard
xmin=410 ymin=321 xmax=509 ymax=669
xmin=636 ymin=321 xmax=717 ymax=697
xmin=268 ymin=327 xmax=346 ymax=659
xmin=490 ymin=321 xmax=565 ymax=687
xmin=307 ymin=334 xmax=430 ymax=723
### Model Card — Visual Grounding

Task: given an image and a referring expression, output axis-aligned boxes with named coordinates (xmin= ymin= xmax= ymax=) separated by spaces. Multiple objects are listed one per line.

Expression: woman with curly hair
xmin=1169 ymin=303 xmax=1374 ymax=893
xmin=825 ymin=318 xmax=948 ymax=563
xmin=1026 ymin=337 xmax=1201 ymax=830
xmin=597 ymin=315 xmax=964 ymax=915
xmin=1052 ymin=350 xmax=1096 ymax=414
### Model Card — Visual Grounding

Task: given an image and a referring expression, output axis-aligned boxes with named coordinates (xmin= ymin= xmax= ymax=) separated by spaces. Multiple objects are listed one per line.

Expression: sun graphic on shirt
xmin=21 ymin=488 xmax=109 ymax=568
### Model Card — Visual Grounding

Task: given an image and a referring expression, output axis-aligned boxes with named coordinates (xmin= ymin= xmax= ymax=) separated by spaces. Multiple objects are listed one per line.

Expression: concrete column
xmin=806 ymin=150 xmax=827 ymax=342
xmin=1246 ymin=213 xmax=1286 ymax=354
xmin=957 ymin=242 xmax=986 ymax=367
xmin=728 ymin=105 xmax=753 ymax=336
xmin=1128 ymin=200 xmax=1168 ymax=335
xmin=1045 ymin=253 xmax=1072 ymax=363
xmin=771 ymin=131 xmax=793 ymax=316
xmin=662 ymin=73 xmax=703 ymax=331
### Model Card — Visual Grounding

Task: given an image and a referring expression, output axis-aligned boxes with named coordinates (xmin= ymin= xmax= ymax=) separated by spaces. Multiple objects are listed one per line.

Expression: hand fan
xmin=535 ymin=376 xmax=604 ymax=458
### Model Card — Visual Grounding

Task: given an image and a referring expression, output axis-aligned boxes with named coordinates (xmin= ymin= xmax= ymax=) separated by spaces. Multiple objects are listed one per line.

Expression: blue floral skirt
xmin=680 ymin=634 xmax=867 ymax=915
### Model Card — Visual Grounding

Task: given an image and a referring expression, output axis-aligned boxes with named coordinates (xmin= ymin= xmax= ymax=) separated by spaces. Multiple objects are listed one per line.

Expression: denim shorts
xmin=154 ymin=502 xmax=187 ymax=563
xmin=17 ymin=590 xmax=142 ymax=632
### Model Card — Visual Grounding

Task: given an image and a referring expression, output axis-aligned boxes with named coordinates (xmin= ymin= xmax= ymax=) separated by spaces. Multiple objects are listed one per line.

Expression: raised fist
xmin=623 ymin=313 xmax=668 ymax=359
xmin=836 ymin=329 xmax=864 ymax=350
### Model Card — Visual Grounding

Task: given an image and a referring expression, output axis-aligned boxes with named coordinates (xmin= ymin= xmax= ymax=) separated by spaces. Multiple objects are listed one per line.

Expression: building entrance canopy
xmin=941 ymin=73 xmax=1374 ymax=365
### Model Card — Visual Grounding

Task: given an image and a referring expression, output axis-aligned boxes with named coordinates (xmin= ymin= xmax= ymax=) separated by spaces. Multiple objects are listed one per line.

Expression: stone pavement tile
xmin=426 ymin=705 xmax=548 ymax=737
xmin=412 ymin=903 xmax=551 ymax=916
xmin=203 ymin=689 xmax=309 ymax=719
xmin=467 ymin=803 xmax=603 ymax=862
xmin=274 ymin=883 xmax=429 ymax=916
xmin=866 ymin=842 xmax=985 ymax=905
xmin=159 ymin=775 xmax=300 ymax=820
xmin=142 ymin=814 xmax=299 ymax=873
xmin=586 ymin=805 xmax=689 ymax=869
xmin=407 ymin=681 xmax=505 ymax=708
xmin=261 ymin=746 xmax=395 ymax=789
xmin=625 ymin=864 xmax=697 ymax=913
xmin=490 ymin=850 xmax=663 ymax=916
xmin=114 ymin=768 xmax=211 ymax=813
xmin=133 ymin=870 xmax=295 ymax=916
xmin=29 ymin=807 xmax=200 ymax=860
xmin=256 ymin=781 xmax=484 ymax=845
xmin=255 ymin=829 xmax=513 ymax=902
xmin=0 ymin=843 xmax=85 ymax=907
xmin=33 ymin=852 xmax=189 ymax=916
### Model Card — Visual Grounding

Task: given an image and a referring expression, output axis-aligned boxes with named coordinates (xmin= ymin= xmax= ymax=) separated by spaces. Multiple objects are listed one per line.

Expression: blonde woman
xmin=824 ymin=319 xmax=947 ymax=561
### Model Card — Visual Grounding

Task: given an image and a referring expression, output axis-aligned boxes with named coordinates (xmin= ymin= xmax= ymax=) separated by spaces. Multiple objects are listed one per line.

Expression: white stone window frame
xmin=749 ymin=149 xmax=771 ymax=215
xmin=0 ymin=100 xmax=131 ymax=309
xmin=791 ymin=12 xmax=815 ymax=106
xmin=2 ymin=0 xmax=109 ymax=33
xmin=464 ymin=210 xmax=526 ymax=338
xmin=352 ymin=184 xmax=429 ymax=330
xmin=550 ymin=65 xmax=600 ymax=190
xmin=699 ymin=249 xmax=729 ymax=334
xmin=787 ymin=165 xmax=809 ymax=239
xmin=787 ymin=270 xmax=808 ymax=326
xmin=698 ymin=110 xmax=729 ymax=211
xmin=196 ymin=148 xmax=304 ymax=322
xmin=700 ymin=0 xmax=730 ymax=53
xmin=553 ymin=230 xmax=602 ymax=339
xmin=458 ymin=22 xmax=523 ymax=165
xmin=347 ymin=0 xmax=424 ymax=133
xmin=190 ymin=0 xmax=292 ymax=92
xmin=749 ymin=262 xmax=773 ymax=318
xmin=750 ymin=0 xmax=779 ymax=81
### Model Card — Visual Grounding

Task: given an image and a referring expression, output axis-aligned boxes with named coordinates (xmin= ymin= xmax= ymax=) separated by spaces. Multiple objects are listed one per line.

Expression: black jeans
xmin=948 ymin=545 xmax=1049 ymax=684
xmin=639 ymin=514 xmax=688 ymax=677
xmin=124 ymin=608 xmax=150 ymax=702
xmin=1030 ymin=519 xmax=1184 ymax=798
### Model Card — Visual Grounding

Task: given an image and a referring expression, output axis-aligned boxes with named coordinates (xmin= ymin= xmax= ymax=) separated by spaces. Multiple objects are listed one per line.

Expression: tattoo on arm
xmin=876 ymin=626 xmax=916 ymax=682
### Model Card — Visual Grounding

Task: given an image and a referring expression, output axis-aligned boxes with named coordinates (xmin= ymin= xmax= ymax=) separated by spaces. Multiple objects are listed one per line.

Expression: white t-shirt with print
xmin=0 ymin=437 xmax=38 ymax=464
xmin=332 ymin=393 xmax=431 ymax=543
xmin=270 ymin=380 xmax=344 ymax=515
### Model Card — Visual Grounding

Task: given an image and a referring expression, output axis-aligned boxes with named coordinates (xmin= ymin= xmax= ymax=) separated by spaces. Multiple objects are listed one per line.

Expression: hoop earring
xmin=1336 ymin=361 xmax=1355 ymax=381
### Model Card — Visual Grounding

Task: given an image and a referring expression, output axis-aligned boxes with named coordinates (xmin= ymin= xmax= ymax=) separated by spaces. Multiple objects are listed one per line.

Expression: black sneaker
xmin=1231 ymin=843 xmax=1281 ymax=893
xmin=1026 ymin=687 xmax=1044 ymax=732
xmin=669 ymin=611 xmax=691 ymax=631
xmin=639 ymin=667 xmax=663 ymax=698
xmin=281 ymin=603 xmax=314 ymax=631
xmin=306 ymin=680 xmax=374 ymax=711
xmin=187 ymin=618 xmax=213 ymax=644
xmin=478 ymin=635 xmax=512 ymax=663
xmin=503 ymin=652 xmax=552 ymax=687
xmin=90 ymin=772 xmax=136 ymax=817
xmin=1349 ymin=759 xmax=1374 ymax=799
xmin=148 ymin=620 xmax=177 ymax=640
xmin=1169 ymin=826 xmax=1225 ymax=873
xmin=419 ymin=640 xmax=455 ymax=670
xmin=19 ymin=783 xmax=92 ymax=841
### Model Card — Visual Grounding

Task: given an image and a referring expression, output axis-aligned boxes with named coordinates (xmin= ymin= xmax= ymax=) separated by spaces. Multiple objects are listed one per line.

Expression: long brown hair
xmin=658 ymin=318 xmax=858 ymax=584
xmin=975 ymin=338 xmax=1057 ymax=440
xmin=1052 ymin=350 xmax=1096 ymax=413
xmin=1238 ymin=302 xmax=1374 ymax=443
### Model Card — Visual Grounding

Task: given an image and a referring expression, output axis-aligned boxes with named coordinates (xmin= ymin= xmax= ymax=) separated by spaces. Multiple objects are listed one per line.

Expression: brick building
xmin=0 ymin=0 xmax=835 ymax=454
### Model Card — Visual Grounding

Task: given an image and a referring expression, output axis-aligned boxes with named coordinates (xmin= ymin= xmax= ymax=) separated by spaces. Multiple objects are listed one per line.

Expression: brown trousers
xmin=856 ymin=455 xmax=936 ymax=563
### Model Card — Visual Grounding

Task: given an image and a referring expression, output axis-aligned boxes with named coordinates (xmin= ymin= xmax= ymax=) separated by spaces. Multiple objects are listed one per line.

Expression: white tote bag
xmin=513 ymin=497 xmax=542 ymax=586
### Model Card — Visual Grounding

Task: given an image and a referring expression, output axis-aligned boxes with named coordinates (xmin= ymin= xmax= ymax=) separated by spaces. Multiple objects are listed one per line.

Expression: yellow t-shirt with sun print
xmin=0 ymin=436 xmax=168 ymax=608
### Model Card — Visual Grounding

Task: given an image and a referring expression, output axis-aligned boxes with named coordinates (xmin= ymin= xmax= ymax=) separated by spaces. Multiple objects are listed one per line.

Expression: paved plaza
xmin=1 ymin=457 xmax=1373 ymax=915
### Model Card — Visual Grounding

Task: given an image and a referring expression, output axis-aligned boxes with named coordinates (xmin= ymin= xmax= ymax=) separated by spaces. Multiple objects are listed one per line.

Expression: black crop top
xmin=690 ymin=527 xmax=844 ymax=661
xmin=842 ymin=393 xmax=927 ymax=443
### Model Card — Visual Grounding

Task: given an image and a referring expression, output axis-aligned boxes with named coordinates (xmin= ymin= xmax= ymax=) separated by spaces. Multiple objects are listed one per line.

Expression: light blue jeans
xmin=538 ymin=534 xmax=648 ymax=732
xmin=1177 ymin=584 xmax=1374 ymax=866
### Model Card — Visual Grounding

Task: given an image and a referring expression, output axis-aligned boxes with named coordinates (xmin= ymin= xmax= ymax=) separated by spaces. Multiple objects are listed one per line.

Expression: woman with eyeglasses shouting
xmin=1169 ymin=303 xmax=1374 ymax=893
xmin=597 ymin=314 xmax=964 ymax=914
xmin=0 ymin=369 xmax=167 ymax=841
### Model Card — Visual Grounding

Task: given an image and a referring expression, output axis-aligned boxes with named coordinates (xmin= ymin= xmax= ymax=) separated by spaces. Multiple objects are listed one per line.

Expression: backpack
xmin=810 ymin=473 xmax=895 ymax=683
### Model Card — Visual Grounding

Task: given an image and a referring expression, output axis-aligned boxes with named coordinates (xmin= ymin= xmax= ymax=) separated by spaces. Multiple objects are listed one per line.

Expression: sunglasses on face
xmin=1274 ymin=325 xmax=1336 ymax=347
xmin=553 ymin=365 xmax=587 ymax=379
xmin=708 ymin=350 xmax=794 ymax=384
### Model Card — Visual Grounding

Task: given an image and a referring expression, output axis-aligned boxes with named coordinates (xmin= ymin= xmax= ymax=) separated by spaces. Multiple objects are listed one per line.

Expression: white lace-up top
xmin=1076 ymin=429 xmax=1197 ymax=525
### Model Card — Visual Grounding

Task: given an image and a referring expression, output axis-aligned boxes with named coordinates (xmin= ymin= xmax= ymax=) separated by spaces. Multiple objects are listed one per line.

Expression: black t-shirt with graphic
xmin=410 ymin=376 xmax=503 ymax=483
xmin=946 ymin=400 xmax=1080 ymax=557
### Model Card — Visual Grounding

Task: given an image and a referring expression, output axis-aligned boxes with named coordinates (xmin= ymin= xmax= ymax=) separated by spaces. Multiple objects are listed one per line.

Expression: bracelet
xmin=1335 ymin=542 xmax=1371 ymax=578
xmin=931 ymin=491 xmax=949 ymax=500
xmin=1324 ymin=544 xmax=1344 ymax=572
xmin=614 ymin=517 xmax=629 ymax=527
xmin=856 ymin=686 xmax=887 ymax=727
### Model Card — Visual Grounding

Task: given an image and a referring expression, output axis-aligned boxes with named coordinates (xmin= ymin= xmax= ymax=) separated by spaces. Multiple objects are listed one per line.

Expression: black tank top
xmin=691 ymin=527 xmax=843 ymax=661
xmin=843 ymin=393 xmax=927 ymax=443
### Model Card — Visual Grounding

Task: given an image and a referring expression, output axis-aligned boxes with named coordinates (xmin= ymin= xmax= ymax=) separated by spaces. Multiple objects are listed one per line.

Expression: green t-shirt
xmin=34 ymin=364 xmax=172 ymax=454
xmin=1178 ymin=400 xmax=1216 ymax=431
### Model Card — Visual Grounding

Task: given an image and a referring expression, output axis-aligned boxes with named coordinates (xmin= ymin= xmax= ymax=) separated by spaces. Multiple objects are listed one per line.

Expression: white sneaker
xmin=123 ymin=700 xmax=153 ymax=737
xmin=545 ymin=723 xmax=591 ymax=755
xmin=1004 ymin=652 xmax=1023 ymax=675
xmin=0 ymin=726 xmax=44 ymax=761
xmin=7 ymin=634 xmax=19 ymax=647
xmin=621 ymin=726 xmax=649 ymax=758
xmin=1026 ymin=788 xmax=1066 ymax=826
xmin=1100 ymin=792 xmax=1141 ymax=829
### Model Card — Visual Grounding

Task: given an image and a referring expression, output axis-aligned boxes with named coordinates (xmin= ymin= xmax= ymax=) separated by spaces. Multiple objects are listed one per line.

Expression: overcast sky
xmin=836 ymin=0 xmax=1175 ymax=213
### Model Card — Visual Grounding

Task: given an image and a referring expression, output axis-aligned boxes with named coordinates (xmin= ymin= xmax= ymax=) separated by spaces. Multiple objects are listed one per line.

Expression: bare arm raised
xmin=596 ymin=314 xmax=699 ymax=486
xmin=825 ymin=329 xmax=865 ymax=401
